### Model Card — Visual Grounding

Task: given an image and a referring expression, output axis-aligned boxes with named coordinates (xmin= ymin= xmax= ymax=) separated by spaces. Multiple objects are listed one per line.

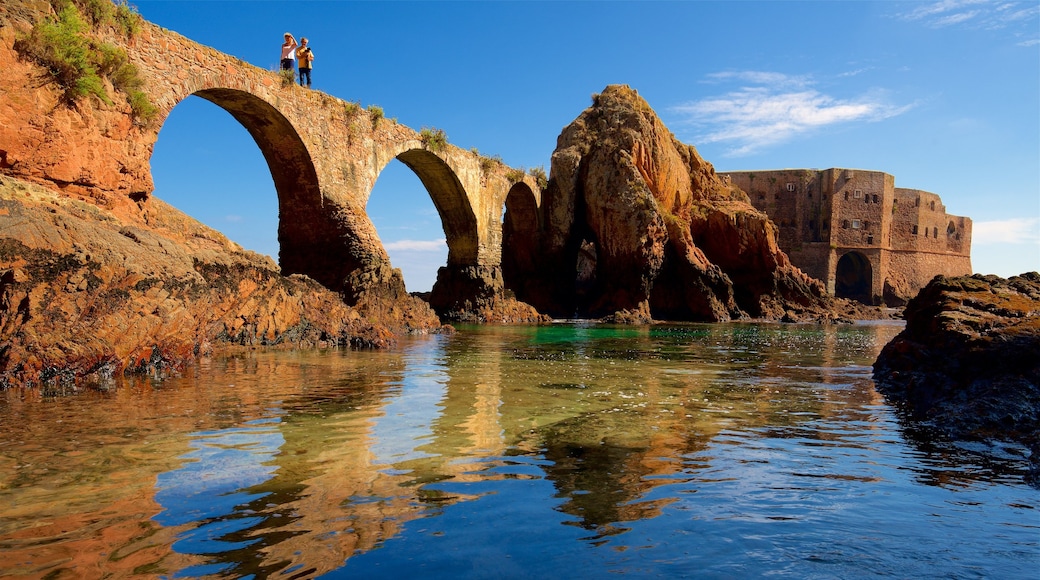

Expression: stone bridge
xmin=101 ymin=21 xmax=542 ymax=309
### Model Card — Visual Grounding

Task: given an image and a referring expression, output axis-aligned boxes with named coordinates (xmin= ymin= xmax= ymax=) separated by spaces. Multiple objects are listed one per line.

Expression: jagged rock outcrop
xmin=873 ymin=273 xmax=1040 ymax=483
xmin=505 ymin=85 xmax=831 ymax=321
xmin=0 ymin=176 xmax=446 ymax=388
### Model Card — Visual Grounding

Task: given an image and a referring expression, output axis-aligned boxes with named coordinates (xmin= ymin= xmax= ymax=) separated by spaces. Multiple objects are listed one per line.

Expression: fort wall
xmin=720 ymin=168 xmax=972 ymax=305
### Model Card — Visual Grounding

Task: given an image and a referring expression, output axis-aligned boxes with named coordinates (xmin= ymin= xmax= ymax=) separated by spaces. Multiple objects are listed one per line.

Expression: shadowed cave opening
xmin=835 ymin=251 xmax=873 ymax=305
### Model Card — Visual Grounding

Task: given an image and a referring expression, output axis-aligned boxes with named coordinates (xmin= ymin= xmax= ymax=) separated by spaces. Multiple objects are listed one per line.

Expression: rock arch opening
xmin=835 ymin=251 xmax=873 ymax=304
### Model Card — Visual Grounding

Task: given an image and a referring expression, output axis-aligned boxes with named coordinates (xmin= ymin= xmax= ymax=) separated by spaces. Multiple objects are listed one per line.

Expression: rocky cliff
xmin=873 ymin=273 xmax=1040 ymax=484
xmin=505 ymin=85 xmax=832 ymax=321
xmin=0 ymin=175 xmax=447 ymax=388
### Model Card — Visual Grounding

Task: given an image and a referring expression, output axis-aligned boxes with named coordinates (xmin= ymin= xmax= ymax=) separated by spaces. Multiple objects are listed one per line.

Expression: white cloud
xmin=671 ymin=74 xmax=912 ymax=156
xmin=224 ymin=215 xmax=243 ymax=222
xmin=384 ymin=238 xmax=447 ymax=252
xmin=972 ymin=217 xmax=1040 ymax=244
xmin=897 ymin=0 xmax=1040 ymax=31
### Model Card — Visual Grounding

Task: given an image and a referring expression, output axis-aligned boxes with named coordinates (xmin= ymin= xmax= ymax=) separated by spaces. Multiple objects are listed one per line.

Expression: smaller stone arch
xmin=835 ymin=251 xmax=873 ymax=305
xmin=388 ymin=148 xmax=479 ymax=268
xmin=502 ymin=181 xmax=540 ymax=298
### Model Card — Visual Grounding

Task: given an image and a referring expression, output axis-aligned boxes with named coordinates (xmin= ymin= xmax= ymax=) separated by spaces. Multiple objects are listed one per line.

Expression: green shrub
xmin=278 ymin=68 xmax=295 ymax=87
xmin=17 ymin=5 xmax=109 ymax=103
xmin=529 ymin=166 xmax=548 ymax=190
xmin=479 ymin=154 xmax=502 ymax=175
xmin=505 ymin=167 xmax=526 ymax=183
xmin=77 ymin=0 xmax=114 ymax=26
xmin=127 ymin=90 xmax=156 ymax=124
xmin=343 ymin=100 xmax=361 ymax=116
xmin=113 ymin=0 xmax=142 ymax=37
xmin=420 ymin=127 xmax=448 ymax=152
xmin=368 ymin=105 xmax=384 ymax=127
xmin=16 ymin=2 xmax=156 ymax=122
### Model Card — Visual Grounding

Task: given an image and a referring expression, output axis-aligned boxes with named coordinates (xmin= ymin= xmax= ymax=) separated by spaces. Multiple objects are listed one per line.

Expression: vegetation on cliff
xmin=13 ymin=0 xmax=155 ymax=123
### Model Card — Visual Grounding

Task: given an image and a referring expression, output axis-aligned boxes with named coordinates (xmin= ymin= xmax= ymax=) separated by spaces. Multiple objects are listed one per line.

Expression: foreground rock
xmin=504 ymin=85 xmax=835 ymax=321
xmin=0 ymin=176 xmax=445 ymax=389
xmin=873 ymin=273 xmax=1040 ymax=483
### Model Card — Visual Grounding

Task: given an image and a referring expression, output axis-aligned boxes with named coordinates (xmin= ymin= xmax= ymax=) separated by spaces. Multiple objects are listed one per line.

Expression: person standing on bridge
xmin=296 ymin=37 xmax=314 ymax=88
xmin=280 ymin=32 xmax=298 ymax=74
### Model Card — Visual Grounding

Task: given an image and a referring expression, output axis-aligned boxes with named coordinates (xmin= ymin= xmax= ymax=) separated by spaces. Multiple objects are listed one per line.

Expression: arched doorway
xmin=835 ymin=251 xmax=873 ymax=304
xmin=502 ymin=182 xmax=539 ymax=301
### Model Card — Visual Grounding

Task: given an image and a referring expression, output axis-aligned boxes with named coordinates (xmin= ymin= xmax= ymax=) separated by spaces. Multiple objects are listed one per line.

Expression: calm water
xmin=0 ymin=322 xmax=1037 ymax=579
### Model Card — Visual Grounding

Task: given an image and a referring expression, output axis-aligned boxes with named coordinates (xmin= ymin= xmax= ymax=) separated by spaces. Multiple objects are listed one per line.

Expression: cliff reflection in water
xmin=1 ymin=322 xmax=1036 ymax=578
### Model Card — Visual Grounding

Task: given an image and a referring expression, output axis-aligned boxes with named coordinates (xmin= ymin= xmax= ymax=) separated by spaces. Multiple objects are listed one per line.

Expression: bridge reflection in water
xmin=3 ymin=322 xmax=1035 ymax=579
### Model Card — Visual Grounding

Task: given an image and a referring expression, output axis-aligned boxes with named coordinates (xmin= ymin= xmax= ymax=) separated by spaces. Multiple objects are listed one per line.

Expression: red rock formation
xmin=0 ymin=176 xmax=444 ymax=388
xmin=505 ymin=85 xmax=831 ymax=321
xmin=873 ymin=273 xmax=1040 ymax=484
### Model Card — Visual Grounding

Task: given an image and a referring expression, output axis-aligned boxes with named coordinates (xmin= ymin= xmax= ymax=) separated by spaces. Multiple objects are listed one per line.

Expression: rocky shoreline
xmin=872 ymin=273 xmax=1040 ymax=485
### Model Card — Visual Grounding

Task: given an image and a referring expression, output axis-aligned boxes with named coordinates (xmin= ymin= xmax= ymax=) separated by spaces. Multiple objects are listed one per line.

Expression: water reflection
xmin=0 ymin=322 xmax=1036 ymax=578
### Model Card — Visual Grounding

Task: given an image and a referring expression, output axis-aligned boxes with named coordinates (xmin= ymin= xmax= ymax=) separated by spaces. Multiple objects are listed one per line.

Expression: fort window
xmin=863 ymin=221 xmax=870 ymax=231
xmin=933 ymin=227 xmax=938 ymax=237
xmin=872 ymin=194 xmax=878 ymax=203
xmin=842 ymin=219 xmax=850 ymax=229
xmin=844 ymin=191 xmax=849 ymax=201
xmin=854 ymin=189 xmax=863 ymax=198
xmin=947 ymin=221 xmax=957 ymax=235
xmin=912 ymin=225 xmax=918 ymax=235
xmin=852 ymin=219 xmax=861 ymax=229
xmin=787 ymin=183 xmax=796 ymax=192
xmin=930 ymin=201 xmax=936 ymax=211
xmin=867 ymin=235 xmax=874 ymax=245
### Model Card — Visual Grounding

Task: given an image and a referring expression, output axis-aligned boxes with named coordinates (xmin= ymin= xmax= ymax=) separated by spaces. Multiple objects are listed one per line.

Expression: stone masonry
xmin=0 ymin=10 xmax=541 ymax=312
xmin=719 ymin=168 xmax=972 ymax=305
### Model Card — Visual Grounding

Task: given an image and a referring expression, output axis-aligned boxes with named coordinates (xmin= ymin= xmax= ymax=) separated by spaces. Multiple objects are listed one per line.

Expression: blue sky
xmin=140 ymin=0 xmax=1040 ymax=292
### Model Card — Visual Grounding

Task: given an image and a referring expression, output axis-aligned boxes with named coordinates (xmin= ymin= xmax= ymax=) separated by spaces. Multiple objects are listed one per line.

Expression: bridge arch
xmin=160 ymin=88 xmax=382 ymax=293
xmin=502 ymin=182 xmax=540 ymax=297
xmin=390 ymin=148 xmax=479 ymax=266
xmin=835 ymin=251 xmax=873 ymax=304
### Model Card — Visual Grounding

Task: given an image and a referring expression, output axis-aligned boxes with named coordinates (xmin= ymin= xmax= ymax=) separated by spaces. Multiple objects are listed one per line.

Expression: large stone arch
xmin=835 ymin=251 xmax=873 ymax=304
xmin=163 ymin=88 xmax=381 ymax=294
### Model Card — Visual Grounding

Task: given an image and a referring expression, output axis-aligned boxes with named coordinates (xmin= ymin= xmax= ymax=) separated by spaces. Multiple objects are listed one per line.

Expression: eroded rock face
xmin=873 ymin=273 xmax=1040 ymax=483
xmin=506 ymin=85 xmax=831 ymax=321
xmin=0 ymin=176 xmax=444 ymax=388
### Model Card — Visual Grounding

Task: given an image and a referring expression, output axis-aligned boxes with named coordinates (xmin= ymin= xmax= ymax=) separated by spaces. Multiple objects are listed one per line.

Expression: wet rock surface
xmin=0 ymin=177 xmax=444 ymax=388
xmin=873 ymin=273 xmax=1040 ymax=484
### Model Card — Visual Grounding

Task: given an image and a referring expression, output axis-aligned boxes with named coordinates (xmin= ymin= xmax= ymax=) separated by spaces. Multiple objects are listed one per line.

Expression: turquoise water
xmin=0 ymin=322 xmax=1036 ymax=578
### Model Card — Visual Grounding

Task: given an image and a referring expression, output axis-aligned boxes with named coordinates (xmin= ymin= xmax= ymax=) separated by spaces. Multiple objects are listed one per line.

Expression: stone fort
xmin=719 ymin=168 xmax=972 ymax=305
